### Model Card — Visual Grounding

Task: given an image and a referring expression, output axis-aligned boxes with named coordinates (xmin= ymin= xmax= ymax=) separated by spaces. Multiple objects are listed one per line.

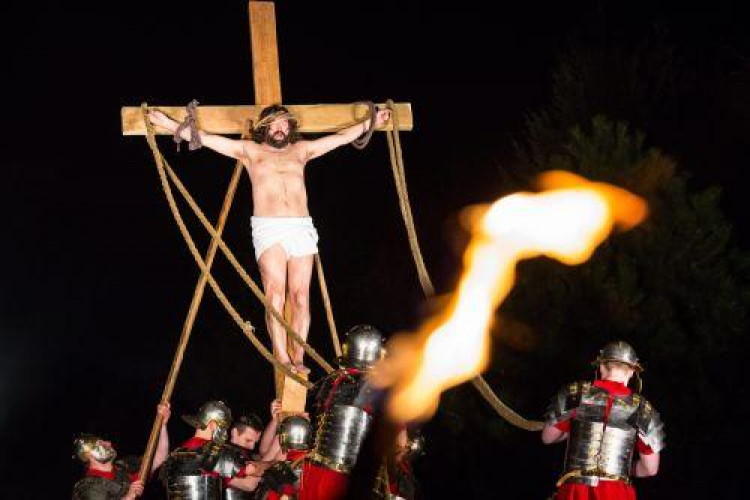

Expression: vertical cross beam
xmin=249 ymin=1 xmax=308 ymax=409
xmin=249 ymin=1 xmax=282 ymax=105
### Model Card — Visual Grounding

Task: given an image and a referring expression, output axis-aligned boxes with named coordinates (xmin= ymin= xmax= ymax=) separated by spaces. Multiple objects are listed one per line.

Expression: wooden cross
xmin=121 ymin=1 xmax=413 ymax=415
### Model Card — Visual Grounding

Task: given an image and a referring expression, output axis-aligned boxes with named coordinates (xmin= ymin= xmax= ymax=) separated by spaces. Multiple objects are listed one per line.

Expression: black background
xmin=2 ymin=1 xmax=749 ymax=498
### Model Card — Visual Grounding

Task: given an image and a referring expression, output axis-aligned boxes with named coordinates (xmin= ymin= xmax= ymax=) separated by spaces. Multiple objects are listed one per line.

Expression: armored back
xmin=163 ymin=450 xmax=222 ymax=500
xmin=224 ymin=486 xmax=254 ymax=500
xmin=167 ymin=475 xmax=222 ymax=500
xmin=563 ymin=385 xmax=641 ymax=481
xmin=567 ymin=421 xmax=637 ymax=478
xmin=311 ymin=405 xmax=371 ymax=472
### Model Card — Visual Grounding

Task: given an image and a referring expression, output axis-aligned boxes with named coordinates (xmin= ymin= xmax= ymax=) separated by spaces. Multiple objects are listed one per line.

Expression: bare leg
xmin=287 ymin=253 xmax=315 ymax=373
xmin=258 ymin=244 xmax=291 ymax=366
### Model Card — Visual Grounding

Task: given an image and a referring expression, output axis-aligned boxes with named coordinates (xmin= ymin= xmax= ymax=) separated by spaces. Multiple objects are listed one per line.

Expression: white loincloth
xmin=251 ymin=216 xmax=319 ymax=261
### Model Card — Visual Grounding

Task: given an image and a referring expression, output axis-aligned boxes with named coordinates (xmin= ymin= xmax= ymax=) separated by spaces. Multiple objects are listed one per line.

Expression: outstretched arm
xmin=148 ymin=109 xmax=253 ymax=160
xmin=305 ymin=108 xmax=391 ymax=160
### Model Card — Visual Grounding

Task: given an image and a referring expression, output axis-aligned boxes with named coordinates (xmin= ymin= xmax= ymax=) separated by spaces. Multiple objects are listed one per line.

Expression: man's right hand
xmin=124 ymin=479 xmax=144 ymax=499
xmin=270 ymin=399 xmax=282 ymax=422
xmin=147 ymin=109 xmax=176 ymax=132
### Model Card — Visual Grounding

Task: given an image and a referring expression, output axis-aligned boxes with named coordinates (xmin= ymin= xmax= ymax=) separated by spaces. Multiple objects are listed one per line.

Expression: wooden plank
xmin=279 ymin=371 xmax=309 ymax=414
xmin=249 ymin=1 xmax=282 ymax=105
xmin=122 ymin=103 xmax=414 ymax=135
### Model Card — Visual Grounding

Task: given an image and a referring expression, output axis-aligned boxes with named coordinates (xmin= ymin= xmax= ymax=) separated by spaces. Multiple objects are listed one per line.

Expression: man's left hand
xmin=157 ymin=402 xmax=171 ymax=424
xmin=374 ymin=109 xmax=391 ymax=128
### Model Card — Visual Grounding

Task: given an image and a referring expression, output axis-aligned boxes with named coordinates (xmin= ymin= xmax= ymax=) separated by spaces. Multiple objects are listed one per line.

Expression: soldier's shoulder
xmin=558 ymin=380 xmax=591 ymax=396
xmin=72 ymin=476 xmax=113 ymax=499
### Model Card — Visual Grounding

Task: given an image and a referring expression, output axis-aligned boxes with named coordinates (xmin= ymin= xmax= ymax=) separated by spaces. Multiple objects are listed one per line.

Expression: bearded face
xmin=264 ymin=118 xmax=292 ymax=149
xmin=90 ymin=440 xmax=117 ymax=464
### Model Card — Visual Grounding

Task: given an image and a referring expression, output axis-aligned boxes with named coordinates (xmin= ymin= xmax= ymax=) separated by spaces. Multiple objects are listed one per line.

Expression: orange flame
xmin=379 ymin=171 xmax=647 ymax=423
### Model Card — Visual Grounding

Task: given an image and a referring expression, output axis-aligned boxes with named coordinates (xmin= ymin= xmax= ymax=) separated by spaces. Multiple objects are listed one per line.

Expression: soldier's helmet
xmin=73 ymin=434 xmax=117 ymax=463
xmin=342 ymin=325 xmax=385 ymax=370
xmin=592 ymin=340 xmax=643 ymax=372
xmin=278 ymin=415 xmax=313 ymax=452
xmin=181 ymin=400 xmax=233 ymax=431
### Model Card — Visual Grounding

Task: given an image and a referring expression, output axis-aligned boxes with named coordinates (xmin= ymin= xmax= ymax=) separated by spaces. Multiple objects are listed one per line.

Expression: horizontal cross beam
xmin=121 ymin=103 xmax=413 ymax=136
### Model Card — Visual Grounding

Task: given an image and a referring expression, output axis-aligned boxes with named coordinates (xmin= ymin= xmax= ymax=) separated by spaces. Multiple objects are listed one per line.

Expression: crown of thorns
xmin=253 ymin=110 xmax=298 ymax=131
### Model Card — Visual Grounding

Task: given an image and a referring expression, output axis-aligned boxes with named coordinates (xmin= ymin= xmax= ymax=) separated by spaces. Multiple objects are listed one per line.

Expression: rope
xmin=382 ymin=100 xmax=544 ymax=431
xmin=384 ymin=99 xmax=434 ymax=296
xmin=351 ymin=101 xmax=377 ymax=150
xmin=470 ymin=376 xmax=544 ymax=432
xmin=138 ymin=133 xmax=247 ymax=484
xmin=315 ymin=254 xmax=342 ymax=358
xmin=173 ymin=99 xmax=203 ymax=151
xmin=141 ymin=104 xmax=322 ymax=386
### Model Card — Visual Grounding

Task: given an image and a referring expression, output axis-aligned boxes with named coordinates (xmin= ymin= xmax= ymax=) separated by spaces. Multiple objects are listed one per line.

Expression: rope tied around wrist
xmin=174 ymin=99 xmax=203 ymax=151
xmin=351 ymin=101 xmax=377 ymax=150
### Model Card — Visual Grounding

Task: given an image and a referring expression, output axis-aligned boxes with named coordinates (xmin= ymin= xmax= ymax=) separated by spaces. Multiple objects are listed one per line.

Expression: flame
xmin=380 ymin=171 xmax=647 ymax=423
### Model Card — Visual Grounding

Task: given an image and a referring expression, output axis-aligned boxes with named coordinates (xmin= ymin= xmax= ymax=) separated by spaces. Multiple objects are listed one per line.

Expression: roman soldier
xmin=162 ymin=400 xmax=260 ymax=499
xmin=383 ymin=429 xmax=424 ymax=500
xmin=72 ymin=403 xmax=171 ymax=500
xmin=542 ymin=341 xmax=666 ymax=500
xmin=298 ymin=325 xmax=385 ymax=500
xmin=258 ymin=415 xmax=314 ymax=500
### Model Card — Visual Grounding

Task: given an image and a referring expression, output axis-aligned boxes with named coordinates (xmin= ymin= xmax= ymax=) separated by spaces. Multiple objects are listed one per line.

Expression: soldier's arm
xmin=147 ymin=109 xmax=257 ymax=160
xmin=541 ymin=382 xmax=582 ymax=444
xmin=541 ymin=423 xmax=568 ymax=444
xmin=633 ymin=399 xmax=665 ymax=477
xmin=259 ymin=399 xmax=282 ymax=457
xmin=304 ymin=109 xmax=390 ymax=160
xmin=634 ymin=451 xmax=660 ymax=477
xmin=227 ymin=468 xmax=263 ymax=492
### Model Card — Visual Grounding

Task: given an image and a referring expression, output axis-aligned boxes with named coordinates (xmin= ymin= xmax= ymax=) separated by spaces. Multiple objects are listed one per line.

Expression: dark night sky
xmin=3 ymin=1 xmax=749 ymax=497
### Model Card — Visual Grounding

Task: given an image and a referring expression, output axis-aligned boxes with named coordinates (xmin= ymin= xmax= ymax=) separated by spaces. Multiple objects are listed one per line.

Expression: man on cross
xmin=148 ymin=105 xmax=390 ymax=374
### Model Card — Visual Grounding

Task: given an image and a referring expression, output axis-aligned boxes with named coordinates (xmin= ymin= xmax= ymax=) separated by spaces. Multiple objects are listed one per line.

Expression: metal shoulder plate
xmin=212 ymin=444 xmax=249 ymax=479
xmin=634 ymin=397 xmax=666 ymax=453
xmin=545 ymin=381 xmax=589 ymax=425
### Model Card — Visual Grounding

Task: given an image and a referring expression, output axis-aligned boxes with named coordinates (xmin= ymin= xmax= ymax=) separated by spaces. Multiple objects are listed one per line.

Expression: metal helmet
xmin=73 ymin=434 xmax=117 ymax=464
xmin=342 ymin=325 xmax=385 ymax=370
xmin=593 ymin=340 xmax=643 ymax=372
xmin=181 ymin=400 xmax=233 ymax=432
xmin=278 ymin=415 xmax=313 ymax=452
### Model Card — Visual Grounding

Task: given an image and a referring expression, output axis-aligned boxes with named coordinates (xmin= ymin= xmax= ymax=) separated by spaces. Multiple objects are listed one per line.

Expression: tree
xmin=491 ymin=116 xmax=750 ymax=498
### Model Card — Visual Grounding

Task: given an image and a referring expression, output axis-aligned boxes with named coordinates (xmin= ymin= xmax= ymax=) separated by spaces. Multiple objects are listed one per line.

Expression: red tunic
xmin=555 ymin=380 xmax=653 ymax=500
xmin=85 ymin=465 xmax=138 ymax=484
xmin=265 ymin=450 xmax=309 ymax=500
xmin=298 ymin=461 xmax=348 ymax=500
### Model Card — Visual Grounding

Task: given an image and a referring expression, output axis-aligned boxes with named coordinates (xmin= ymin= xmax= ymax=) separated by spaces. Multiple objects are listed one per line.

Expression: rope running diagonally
xmin=382 ymin=100 xmax=544 ymax=432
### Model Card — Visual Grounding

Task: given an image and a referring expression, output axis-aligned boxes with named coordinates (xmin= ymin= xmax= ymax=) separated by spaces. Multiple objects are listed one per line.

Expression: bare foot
xmin=279 ymin=359 xmax=294 ymax=372
xmin=293 ymin=363 xmax=310 ymax=375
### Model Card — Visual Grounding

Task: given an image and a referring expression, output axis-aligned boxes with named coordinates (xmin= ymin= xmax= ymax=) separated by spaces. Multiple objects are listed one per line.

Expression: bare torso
xmin=243 ymin=141 xmax=311 ymax=217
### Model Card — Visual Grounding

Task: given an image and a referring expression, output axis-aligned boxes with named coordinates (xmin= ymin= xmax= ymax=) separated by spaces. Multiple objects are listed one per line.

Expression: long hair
xmin=252 ymin=104 xmax=302 ymax=144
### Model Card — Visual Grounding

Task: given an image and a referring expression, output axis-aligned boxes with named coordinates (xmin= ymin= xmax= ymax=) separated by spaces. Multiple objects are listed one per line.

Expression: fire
xmin=381 ymin=171 xmax=647 ymax=423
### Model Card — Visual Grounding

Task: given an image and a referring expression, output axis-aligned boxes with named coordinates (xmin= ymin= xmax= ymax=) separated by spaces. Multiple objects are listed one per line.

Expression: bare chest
xmin=246 ymin=147 xmax=306 ymax=179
